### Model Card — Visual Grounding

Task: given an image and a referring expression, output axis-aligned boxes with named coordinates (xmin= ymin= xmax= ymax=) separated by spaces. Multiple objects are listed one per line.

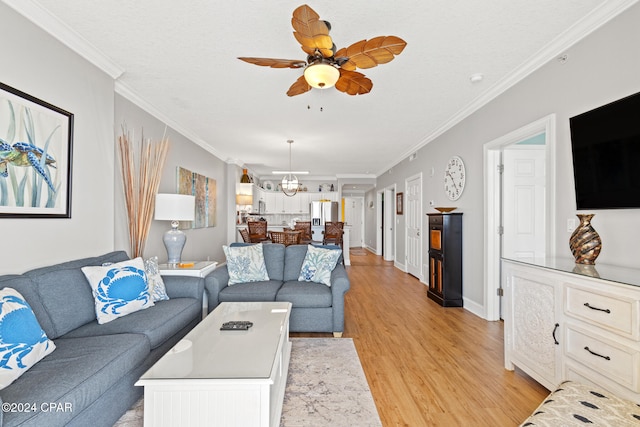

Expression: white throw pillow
xmin=0 ymin=288 xmax=56 ymax=390
xmin=223 ymin=244 xmax=270 ymax=285
xmin=298 ymin=245 xmax=342 ymax=286
xmin=144 ymin=256 xmax=169 ymax=302
xmin=81 ymin=257 xmax=154 ymax=324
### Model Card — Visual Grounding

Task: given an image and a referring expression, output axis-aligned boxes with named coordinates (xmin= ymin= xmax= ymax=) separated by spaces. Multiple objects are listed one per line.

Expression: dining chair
xmin=247 ymin=220 xmax=270 ymax=243
xmin=239 ymin=228 xmax=251 ymax=243
xmin=293 ymin=221 xmax=312 ymax=244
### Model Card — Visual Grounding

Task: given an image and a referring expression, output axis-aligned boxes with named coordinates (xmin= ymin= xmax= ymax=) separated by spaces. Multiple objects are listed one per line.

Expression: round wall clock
xmin=444 ymin=156 xmax=466 ymax=201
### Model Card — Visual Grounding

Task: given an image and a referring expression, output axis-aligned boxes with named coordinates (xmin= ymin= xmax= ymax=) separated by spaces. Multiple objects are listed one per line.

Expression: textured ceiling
xmin=10 ymin=0 xmax=624 ymax=183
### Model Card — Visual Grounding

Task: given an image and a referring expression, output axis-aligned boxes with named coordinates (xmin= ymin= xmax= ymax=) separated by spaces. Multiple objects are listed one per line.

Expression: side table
xmin=158 ymin=260 xmax=218 ymax=278
xmin=158 ymin=261 xmax=218 ymax=318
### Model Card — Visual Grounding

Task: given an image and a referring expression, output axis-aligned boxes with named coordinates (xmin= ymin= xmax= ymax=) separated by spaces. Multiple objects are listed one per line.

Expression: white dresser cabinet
xmin=503 ymin=262 xmax=562 ymax=389
xmin=503 ymin=258 xmax=640 ymax=403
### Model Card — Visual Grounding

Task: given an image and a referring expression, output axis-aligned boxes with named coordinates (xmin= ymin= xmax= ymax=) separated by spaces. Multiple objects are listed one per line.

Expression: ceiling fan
xmin=238 ymin=4 xmax=407 ymax=97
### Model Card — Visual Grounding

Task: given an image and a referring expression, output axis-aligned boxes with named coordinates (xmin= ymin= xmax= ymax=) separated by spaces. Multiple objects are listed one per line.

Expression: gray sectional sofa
xmin=205 ymin=243 xmax=350 ymax=336
xmin=0 ymin=251 xmax=204 ymax=427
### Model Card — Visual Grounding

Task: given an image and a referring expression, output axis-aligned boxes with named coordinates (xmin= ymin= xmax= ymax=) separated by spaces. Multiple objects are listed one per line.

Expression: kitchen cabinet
xmin=427 ymin=213 xmax=462 ymax=307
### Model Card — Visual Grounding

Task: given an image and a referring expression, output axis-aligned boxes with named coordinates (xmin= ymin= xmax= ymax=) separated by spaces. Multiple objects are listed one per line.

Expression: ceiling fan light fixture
xmin=304 ymin=62 xmax=340 ymax=89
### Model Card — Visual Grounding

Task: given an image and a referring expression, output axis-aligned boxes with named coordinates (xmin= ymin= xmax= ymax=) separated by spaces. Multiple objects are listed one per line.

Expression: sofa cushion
xmin=0 ymin=275 xmax=55 ymax=340
xmin=81 ymin=258 xmax=154 ymax=324
xmin=0 ymin=288 xmax=56 ymax=390
xmin=276 ymin=281 xmax=333 ymax=308
xmin=61 ymin=298 xmax=200 ymax=349
xmin=262 ymin=244 xmax=285 ymax=281
xmin=223 ymin=244 xmax=270 ymax=285
xmin=283 ymin=245 xmax=309 ymax=281
xmin=23 ymin=251 xmax=130 ymax=338
xmin=219 ymin=280 xmax=282 ymax=302
xmin=298 ymin=245 xmax=342 ymax=286
xmin=0 ymin=334 xmax=148 ymax=427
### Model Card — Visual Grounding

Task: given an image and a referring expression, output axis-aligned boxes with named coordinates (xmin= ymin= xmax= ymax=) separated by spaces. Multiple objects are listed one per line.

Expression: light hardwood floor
xmin=292 ymin=249 xmax=549 ymax=426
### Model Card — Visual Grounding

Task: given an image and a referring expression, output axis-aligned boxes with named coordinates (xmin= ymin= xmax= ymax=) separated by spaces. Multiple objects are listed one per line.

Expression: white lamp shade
xmin=155 ymin=194 xmax=195 ymax=221
xmin=236 ymin=194 xmax=253 ymax=205
xmin=304 ymin=63 xmax=340 ymax=89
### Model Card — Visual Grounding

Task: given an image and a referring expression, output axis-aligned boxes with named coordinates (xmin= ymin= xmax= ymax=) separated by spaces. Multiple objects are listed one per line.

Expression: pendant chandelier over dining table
xmin=281 ymin=140 xmax=299 ymax=197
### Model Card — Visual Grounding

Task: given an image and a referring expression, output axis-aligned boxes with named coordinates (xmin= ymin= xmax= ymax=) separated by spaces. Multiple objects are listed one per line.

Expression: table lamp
xmin=154 ymin=193 xmax=195 ymax=264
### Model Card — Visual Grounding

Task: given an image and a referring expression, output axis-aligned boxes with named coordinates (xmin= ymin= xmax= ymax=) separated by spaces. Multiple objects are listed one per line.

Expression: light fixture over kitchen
xmin=281 ymin=140 xmax=299 ymax=197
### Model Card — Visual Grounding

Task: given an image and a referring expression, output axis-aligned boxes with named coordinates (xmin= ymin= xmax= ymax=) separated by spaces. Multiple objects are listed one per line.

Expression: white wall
xmin=375 ymin=3 xmax=640 ymax=310
xmin=113 ymin=95 xmax=229 ymax=264
xmin=0 ymin=3 xmax=115 ymax=274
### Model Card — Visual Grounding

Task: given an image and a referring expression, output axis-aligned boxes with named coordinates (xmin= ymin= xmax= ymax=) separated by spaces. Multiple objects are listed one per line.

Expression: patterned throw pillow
xmin=223 ymin=244 xmax=270 ymax=285
xmin=144 ymin=256 xmax=169 ymax=302
xmin=0 ymin=288 xmax=56 ymax=390
xmin=298 ymin=245 xmax=342 ymax=286
xmin=81 ymin=257 xmax=154 ymax=324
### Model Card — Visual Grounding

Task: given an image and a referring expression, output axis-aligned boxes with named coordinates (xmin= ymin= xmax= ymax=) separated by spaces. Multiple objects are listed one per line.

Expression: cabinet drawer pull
xmin=583 ymin=302 xmax=611 ymax=314
xmin=552 ymin=323 xmax=559 ymax=345
xmin=584 ymin=346 xmax=611 ymax=361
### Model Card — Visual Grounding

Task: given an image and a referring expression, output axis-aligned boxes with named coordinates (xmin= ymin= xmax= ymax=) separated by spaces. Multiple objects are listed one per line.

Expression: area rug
xmin=113 ymin=338 xmax=381 ymax=427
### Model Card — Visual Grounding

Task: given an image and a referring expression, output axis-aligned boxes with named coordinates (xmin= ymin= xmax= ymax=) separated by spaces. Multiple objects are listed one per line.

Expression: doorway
xmin=377 ymin=186 xmax=396 ymax=261
xmin=405 ymin=173 xmax=423 ymax=279
xmin=483 ymin=114 xmax=556 ymax=321
xmin=344 ymin=197 xmax=364 ymax=248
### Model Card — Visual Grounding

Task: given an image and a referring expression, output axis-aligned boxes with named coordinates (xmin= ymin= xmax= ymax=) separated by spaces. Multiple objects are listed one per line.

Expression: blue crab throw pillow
xmin=0 ymin=287 xmax=56 ymax=390
xmin=298 ymin=245 xmax=342 ymax=286
xmin=223 ymin=244 xmax=269 ymax=285
xmin=82 ymin=257 xmax=154 ymax=324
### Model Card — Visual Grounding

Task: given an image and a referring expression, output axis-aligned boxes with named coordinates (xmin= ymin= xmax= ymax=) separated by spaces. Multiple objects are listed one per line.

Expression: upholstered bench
xmin=521 ymin=381 xmax=640 ymax=426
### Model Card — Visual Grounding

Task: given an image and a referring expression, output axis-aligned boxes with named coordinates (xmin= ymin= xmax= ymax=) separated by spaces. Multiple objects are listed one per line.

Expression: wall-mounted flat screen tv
xmin=569 ymin=91 xmax=640 ymax=210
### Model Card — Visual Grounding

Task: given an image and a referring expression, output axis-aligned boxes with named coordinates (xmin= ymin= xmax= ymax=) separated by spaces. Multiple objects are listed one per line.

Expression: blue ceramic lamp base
xmin=163 ymin=223 xmax=187 ymax=265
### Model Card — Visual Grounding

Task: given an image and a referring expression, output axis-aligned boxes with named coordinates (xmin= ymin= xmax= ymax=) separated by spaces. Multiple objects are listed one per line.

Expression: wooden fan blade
xmin=293 ymin=32 xmax=334 ymax=58
xmin=335 ymin=70 xmax=373 ymax=96
xmin=335 ymin=36 xmax=407 ymax=71
xmin=291 ymin=5 xmax=334 ymax=57
xmin=238 ymin=57 xmax=306 ymax=69
xmin=287 ymin=75 xmax=312 ymax=97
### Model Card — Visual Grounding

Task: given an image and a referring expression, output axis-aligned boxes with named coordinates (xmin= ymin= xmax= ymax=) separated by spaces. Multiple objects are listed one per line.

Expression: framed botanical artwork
xmin=396 ymin=192 xmax=403 ymax=215
xmin=0 ymin=82 xmax=74 ymax=218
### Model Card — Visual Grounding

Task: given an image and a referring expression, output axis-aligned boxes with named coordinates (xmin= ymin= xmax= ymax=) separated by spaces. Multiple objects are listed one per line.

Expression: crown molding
xmin=378 ymin=0 xmax=640 ymax=177
xmin=2 ymin=0 xmax=124 ymax=79
xmin=115 ymin=81 xmax=227 ymax=161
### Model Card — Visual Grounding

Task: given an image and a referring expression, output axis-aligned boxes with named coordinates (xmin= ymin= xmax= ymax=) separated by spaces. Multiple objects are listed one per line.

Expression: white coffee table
xmin=136 ymin=301 xmax=292 ymax=427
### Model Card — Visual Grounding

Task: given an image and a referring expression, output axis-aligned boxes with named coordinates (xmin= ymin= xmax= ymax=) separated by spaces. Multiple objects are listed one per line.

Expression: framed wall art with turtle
xmin=0 ymin=82 xmax=74 ymax=218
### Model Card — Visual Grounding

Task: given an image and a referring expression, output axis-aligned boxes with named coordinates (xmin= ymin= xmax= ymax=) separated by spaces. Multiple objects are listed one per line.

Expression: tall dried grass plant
xmin=117 ymin=128 xmax=169 ymax=258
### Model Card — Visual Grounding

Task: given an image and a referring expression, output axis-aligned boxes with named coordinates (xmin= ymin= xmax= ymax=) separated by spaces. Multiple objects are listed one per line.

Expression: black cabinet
xmin=427 ymin=213 xmax=463 ymax=307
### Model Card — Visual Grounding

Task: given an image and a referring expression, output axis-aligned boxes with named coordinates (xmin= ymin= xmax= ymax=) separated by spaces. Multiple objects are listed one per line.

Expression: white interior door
xmin=384 ymin=187 xmax=395 ymax=261
xmin=502 ymin=146 xmax=546 ymax=259
xmin=405 ymin=175 xmax=422 ymax=278
xmin=483 ymin=114 xmax=556 ymax=322
xmin=344 ymin=197 xmax=364 ymax=248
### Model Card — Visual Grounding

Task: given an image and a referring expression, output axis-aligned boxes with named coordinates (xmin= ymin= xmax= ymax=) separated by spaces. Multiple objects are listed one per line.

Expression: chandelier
xmin=281 ymin=140 xmax=299 ymax=197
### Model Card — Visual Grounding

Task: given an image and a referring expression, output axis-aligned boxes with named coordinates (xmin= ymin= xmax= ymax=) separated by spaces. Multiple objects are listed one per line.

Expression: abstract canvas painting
xmin=177 ymin=166 xmax=216 ymax=228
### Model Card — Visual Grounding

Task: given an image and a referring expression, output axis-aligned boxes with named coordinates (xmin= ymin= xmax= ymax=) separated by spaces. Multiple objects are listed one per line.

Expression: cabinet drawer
xmin=428 ymin=215 xmax=443 ymax=225
xmin=564 ymin=324 xmax=640 ymax=392
xmin=565 ymin=284 xmax=639 ymax=339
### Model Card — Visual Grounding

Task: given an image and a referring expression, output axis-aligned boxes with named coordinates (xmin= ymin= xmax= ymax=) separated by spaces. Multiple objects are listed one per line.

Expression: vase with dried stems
xmin=117 ymin=128 xmax=169 ymax=258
